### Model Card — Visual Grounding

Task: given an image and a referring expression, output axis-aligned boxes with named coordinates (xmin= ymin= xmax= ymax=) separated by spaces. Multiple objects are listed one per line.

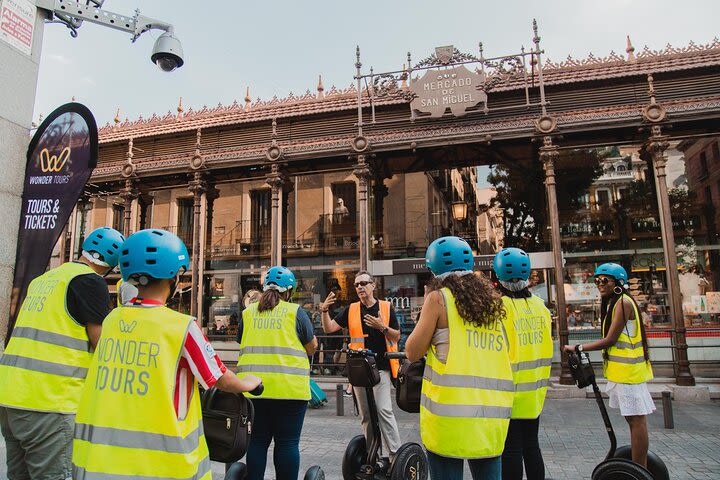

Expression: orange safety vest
xmin=348 ymin=300 xmax=399 ymax=378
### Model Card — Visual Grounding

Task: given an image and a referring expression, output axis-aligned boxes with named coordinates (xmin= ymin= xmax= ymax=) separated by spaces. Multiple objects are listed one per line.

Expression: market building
xmin=51 ymin=26 xmax=720 ymax=384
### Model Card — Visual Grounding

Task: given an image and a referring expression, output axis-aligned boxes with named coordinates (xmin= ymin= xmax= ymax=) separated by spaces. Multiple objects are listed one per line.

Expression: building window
xmin=177 ymin=198 xmax=194 ymax=247
xmin=705 ymin=186 xmax=713 ymax=205
xmin=700 ymin=151 xmax=709 ymax=178
xmin=617 ymin=188 xmax=630 ymax=200
xmin=596 ymin=189 xmax=610 ymax=207
xmin=331 ymin=182 xmax=356 ymax=224
xmin=112 ymin=204 xmax=124 ymax=232
xmin=713 ymin=142 xmax=720 ymax=163
xmin=250 ymin=189 xmax=271 ymax=246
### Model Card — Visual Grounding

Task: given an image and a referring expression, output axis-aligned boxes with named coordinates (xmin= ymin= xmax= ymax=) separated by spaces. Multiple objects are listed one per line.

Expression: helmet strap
xmin=436 ymin=270 xmax=474 ymax=280
xmin=81 ymin=250 xmax=110 ymax=268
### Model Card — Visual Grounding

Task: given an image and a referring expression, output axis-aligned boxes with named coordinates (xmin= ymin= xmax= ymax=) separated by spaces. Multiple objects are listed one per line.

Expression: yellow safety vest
xmin=603 ymin=294 xmax=653 ymax=384
xmin=0 ymin=262 xmax=96 ymax=414
xmin=501 ymin=295 xmax=553 ymax=419
xmin=72 ymin=306 xmax=211 ymax=480
xmin=237 ymin=300 xmax=310 ymax=400
xmin=421 ymin=288 xmax=514 ymax=459
xmin=348 ymin=300 xmax=399 ymax=378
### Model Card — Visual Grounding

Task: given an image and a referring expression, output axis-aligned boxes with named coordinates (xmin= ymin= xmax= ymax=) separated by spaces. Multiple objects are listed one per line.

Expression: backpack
xmin=201 ymin=387 xmax=254 ymax=463
xmin=395 ymin=357 xmax=425 ymax=413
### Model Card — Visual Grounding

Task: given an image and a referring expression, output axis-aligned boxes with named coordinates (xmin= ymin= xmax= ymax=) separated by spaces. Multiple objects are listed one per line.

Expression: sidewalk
xmin=1 ymin=392 xmax=717 ymax=479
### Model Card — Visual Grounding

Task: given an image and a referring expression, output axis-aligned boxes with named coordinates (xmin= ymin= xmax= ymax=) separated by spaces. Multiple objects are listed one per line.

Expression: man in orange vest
xmin=321 ymin=270 xmax=402 ymax=461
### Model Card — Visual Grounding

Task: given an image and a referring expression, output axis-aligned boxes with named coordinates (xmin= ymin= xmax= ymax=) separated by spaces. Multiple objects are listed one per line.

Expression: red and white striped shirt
xmin=128 ymin=298 xmax=227 ymax=418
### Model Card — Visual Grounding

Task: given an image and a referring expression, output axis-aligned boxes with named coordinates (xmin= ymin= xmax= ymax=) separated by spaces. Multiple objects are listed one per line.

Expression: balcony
xmin=162 ymin=225 xmax=194 ymax=252
xmin=208 ymin=220 xmax=270 ymax=259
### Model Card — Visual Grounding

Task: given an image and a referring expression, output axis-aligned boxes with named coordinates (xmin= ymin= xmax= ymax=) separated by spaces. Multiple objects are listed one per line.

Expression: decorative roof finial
xmin=626 ymin=35 xmax=636 ymax=61
xmin=122 ymin=137 xmax=136 ymax=177
xmin=245 ymin=87 xmax=252 ymax=111
xmin=647 ymin=73 xmax=656 ymax=105
xmin=190 ymin=128 xmax=205 ymax=169
xmin=177 ymin=97 xmax=184 ymax=120
xmin=71 ymin=96 xmax=76 ymax=102
xmin=126 ymin=137 xmax=134 ymax=162
xmin=401 ymin=64 xmax=407 ymax=89
xmin=317 ymin=75 xmax=324 ymax=98
xmin=532 ymin=19 xmax=540 ymax=46
xmin=114 ymin=108 xmax=121 ymax=127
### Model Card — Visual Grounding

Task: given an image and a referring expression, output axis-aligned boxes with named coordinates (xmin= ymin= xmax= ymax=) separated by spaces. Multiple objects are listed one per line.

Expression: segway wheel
xmin=592 ymin=458 xmax=653 ymax=480
xmin=224 ymin=462 xmax=248 ymax=480
xmin=389 ymin=442 xmax=428 ymax=480
xmin=614 ymin=445 xmax=670 ymax=480
xmin=304 ymin=465 xmax=325 ymax=480
xmin=342 ymin=435 xmax=367 ymax=480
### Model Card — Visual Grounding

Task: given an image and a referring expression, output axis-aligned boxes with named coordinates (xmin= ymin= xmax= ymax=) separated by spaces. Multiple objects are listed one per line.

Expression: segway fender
xmin=614 ymin=445 xmax=670 ymax=480
xmin=390 ymin=442 xmax=428 ymax=480
xmin=592 ymin=458 xmax=653 ymax=480
xmin=304 ymin=465 xmax=325 ymax=480
xmin=224 ymin=462 xmax=248 ymax=480
xmin=342 ymin=435 xmax=367 ymax=480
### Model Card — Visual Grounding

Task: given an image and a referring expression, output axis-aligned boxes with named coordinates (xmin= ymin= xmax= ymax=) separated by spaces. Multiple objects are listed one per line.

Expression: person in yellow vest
xmin=0 ymin=226 xmax=124 ymax=480
xmin=236 ymin=266 xmax=317 ymax=480
xmin=71 ymin=229 xmax=261 ymax=480
xmin=405 ymin=236 xmax=513 ymax=480
xmin=493 ymin=247 xmax=553 ymax=480
xmin=564 ymin=263 xmax=655 ymax=468
xmin=320 ymin=270 xmax=402 ymax=461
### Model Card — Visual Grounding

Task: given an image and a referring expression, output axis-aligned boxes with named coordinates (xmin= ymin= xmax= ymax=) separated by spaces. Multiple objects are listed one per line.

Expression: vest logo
xmin=39 ymin=147 xmax=70 ymax=173
xmin=119 ymin=319 xmax=137 ymax=333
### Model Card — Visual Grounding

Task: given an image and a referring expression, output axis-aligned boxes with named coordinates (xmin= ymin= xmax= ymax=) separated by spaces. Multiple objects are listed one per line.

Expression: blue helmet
xmin=263 ymin=266 xmax=296 ymax=292
xmin=425 ymin=236 xmax=474 ymax=276
xmin=594 ymin=263 xmax=628 ymax=285
xmin=119 ymin=229 xmax=189 ymax=281
xmin=82 ymin=227 xmax=125 ymax=268
xmin=493 ymin=247 xmax=531 ymax=282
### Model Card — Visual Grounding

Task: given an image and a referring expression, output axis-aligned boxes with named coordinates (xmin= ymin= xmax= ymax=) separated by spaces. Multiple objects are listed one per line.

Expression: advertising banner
xmin=7 ymin=103 xmax=98 ymax=342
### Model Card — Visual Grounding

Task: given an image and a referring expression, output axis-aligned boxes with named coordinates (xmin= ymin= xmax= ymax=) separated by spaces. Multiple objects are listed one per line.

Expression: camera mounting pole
xmin=35 ymin=0 xmax=174 ymax=39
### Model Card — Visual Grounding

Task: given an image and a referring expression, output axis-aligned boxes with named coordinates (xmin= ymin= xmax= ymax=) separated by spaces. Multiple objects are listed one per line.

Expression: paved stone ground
xmin=1 ymin=396 xmax=718 ymax=479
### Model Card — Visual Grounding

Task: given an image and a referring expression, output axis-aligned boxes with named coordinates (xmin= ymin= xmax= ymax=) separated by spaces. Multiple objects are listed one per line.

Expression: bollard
xmin=336 ymin=384 xmax=344 ymax=416
xmin=661 ymin=391 xmax=674 ymax=429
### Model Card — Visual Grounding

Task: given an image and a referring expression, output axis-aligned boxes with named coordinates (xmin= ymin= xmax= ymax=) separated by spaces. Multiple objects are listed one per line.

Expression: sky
xmin=33 ymin=0 xmax=720 ymax=128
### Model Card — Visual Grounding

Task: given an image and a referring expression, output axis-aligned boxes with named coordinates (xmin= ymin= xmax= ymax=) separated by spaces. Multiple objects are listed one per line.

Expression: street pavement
xmin=1 ymin=395 xmax=718 ymax=479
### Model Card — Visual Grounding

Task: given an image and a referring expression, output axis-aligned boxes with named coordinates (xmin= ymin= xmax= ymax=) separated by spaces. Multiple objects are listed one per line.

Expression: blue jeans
xmin=427 ymin=450 xmax=501 ymax=480
xmin=246 ymin=399 xmax=307 ymax=480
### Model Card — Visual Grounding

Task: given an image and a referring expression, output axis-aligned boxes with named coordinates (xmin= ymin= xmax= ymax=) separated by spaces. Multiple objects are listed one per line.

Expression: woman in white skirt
xmin=564 ymin=263 xmax=655 ymax=468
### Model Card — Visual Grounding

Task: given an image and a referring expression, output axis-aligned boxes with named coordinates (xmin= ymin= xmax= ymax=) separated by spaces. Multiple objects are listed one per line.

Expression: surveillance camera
xmin=151 ymin=31 xmax=184 ymax=72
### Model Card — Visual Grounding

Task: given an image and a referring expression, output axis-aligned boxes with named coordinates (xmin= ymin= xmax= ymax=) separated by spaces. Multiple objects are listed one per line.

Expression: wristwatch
xmin=382 ymin=326 xmax=389 ymax=334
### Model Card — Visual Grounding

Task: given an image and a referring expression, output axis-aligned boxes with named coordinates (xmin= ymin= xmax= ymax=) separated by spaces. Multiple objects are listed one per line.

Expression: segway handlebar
xmin=385 ymin=352 xmax=407 ymax=360
xmin=343 ymin=348 xmax=376 ymax=357
xmin=249 ymin=383 xmax=264 ymax=396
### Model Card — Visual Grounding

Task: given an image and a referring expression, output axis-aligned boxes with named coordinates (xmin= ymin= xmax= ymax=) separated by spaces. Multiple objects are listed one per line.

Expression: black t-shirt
xmin=335 ymin=300 xmax=398 ymax=371
xmin=66 ymin=271 xmax=112 ymax=326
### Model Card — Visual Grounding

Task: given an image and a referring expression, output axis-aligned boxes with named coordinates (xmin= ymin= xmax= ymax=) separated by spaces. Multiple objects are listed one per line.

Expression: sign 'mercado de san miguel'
xmin=410 ymin=65 xmax=487 ymax=118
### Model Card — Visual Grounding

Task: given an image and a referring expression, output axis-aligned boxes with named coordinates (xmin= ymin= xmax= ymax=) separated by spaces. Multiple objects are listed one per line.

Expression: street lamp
xmin=36 ymin=0 xmax=184 ymax=71
xmin=451 ymin=201 xmax=468 ymax=221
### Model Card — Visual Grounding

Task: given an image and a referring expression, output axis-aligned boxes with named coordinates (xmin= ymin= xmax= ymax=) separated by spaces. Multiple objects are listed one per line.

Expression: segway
xmin=567 ymin=348 xmax=669 ymax=480
xmin=342 ymin=349 xmax=428 ymax=480
xmin=203 ymin=383 xmax=325 ymax=480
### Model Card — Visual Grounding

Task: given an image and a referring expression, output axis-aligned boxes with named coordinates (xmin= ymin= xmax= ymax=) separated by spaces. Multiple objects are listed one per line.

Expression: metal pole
xmin=336 ymin=384 xmax=345 ymax=416
xmin=646 ymin=126 xmax=695 ymax=386
xmin=540 ymin=136 xmax=573 ymax=385
xmin=661 ymin=391 xmax=674 ymax=429
xmin=189 ymin=172 xmax=207 ymax=318
xmin=353 ymin=155 xmax=371 ymax=271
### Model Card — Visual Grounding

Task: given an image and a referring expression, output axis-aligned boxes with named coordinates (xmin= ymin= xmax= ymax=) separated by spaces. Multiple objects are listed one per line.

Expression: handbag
xmin=567 ymin=351 xmax=596 ymax=389
xmin=201 ymin=387 xmax=254 ymax=463
xmin=395 ymin=357 xmax=425 ymax=413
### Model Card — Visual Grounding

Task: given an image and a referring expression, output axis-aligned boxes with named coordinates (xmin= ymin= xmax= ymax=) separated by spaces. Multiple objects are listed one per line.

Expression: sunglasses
xmin=354 ymin=280 xmax=373 ymax=288
xmin=594 ymin=277 xmax=612 ymax=286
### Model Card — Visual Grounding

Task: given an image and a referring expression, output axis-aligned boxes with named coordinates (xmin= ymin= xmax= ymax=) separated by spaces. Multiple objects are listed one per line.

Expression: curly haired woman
xmin=406 ymin=236 xmax=513 ymax=480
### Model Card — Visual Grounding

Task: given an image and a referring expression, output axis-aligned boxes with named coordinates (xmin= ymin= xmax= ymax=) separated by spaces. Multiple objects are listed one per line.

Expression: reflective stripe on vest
xmin=501 ymin=295 xmax=553 ymax=419
xmin=348 ymin=300 xmax=399 ymax=378
xmin=602 ymin=295 xmax=653 ymax=384
xmin=236 ymin=301 xmax=310 ymax=400
xmin=0 ymin=262 xmax=96 ymax=413
xmin=72 ymin=306 xmax=210 ymax=479
xmin=420 ymin=288 xmax=514 ymax=459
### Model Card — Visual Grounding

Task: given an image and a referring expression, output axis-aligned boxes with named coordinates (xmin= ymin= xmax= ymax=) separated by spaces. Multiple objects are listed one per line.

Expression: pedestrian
xmin=0 ymin=226 xmax=125 ymax=480
xmin=563 ymin=262 xmax=655 ymax=468
xmin=71 ymin=229 xmax=261 ymax=479
xmin=493 ymin=247 xmax=553 ymax=480
xmin=236 ymin=266 xmax=318 ymax=480
xmin=320 ymin=270 xmax=402 ymax=463
xmin=405 ymin=236 xmax=513 ymax=480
